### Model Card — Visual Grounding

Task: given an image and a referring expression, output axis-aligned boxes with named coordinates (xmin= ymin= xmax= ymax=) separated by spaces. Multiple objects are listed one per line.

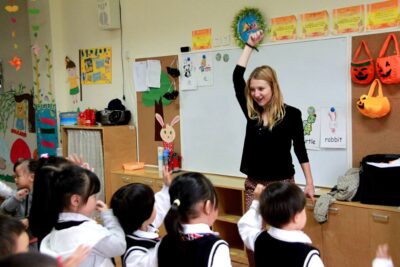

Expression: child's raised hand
xmin=254 ymin=184 xmax=265 ymax=200
xmin=248 ymin=30 xmax=264 ymax=46
xmin=68 ymin=154 xmax=94 ymax=172
xmin=96 ymin=200 xmax=108 ymax=212
xmin=162 ymin=165 xmax=173 ymax=187
xmin=376 ymin=244 xmax=391 ymax=259
xmin=16 ymin=188 xmax=29 ymax=200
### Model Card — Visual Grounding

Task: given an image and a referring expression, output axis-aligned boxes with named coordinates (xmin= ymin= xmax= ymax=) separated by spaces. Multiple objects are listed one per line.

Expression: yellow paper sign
xmin=80 ymin=47 xmax=112 ymax=85
xmin=192 ymin=29 xmax=212 ymax=50
xmin=333 ymin=5 xmax=364 ymax=34
xmin=270 ymin=15 xmax=297 ymax=41
xmin=300 ymin=10 xmax=329 ymax=38
xmin=367 ymin=0 xmax=400 ymax=30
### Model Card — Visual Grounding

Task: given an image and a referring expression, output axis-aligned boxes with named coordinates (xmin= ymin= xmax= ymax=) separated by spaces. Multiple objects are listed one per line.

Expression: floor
xmin=232 ymin=262 xmax=249 ymax=267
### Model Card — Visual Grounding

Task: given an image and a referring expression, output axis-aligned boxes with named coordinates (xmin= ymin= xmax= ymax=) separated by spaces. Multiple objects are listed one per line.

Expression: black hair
xmin=29 ymin=156 xmax=100 ymax=242
xmin=13 ymin=158 xmax=38 ymax=174
xmin=0 ymin=214 xmax=27 ymax=256
xmin=110 ymin=183 xmax=155 ymax=234
xmin=164 ymin=172 xmax=218 ymax=240
xmin=259 ymin=182 xmax=306 ymax=228
xmin=0 ymin=252 xmax=58 ymax=267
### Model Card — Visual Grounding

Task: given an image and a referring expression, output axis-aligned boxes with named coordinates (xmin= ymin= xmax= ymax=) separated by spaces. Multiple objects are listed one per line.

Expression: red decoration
xmin=10 ymin=138 xmax=31 ymax=164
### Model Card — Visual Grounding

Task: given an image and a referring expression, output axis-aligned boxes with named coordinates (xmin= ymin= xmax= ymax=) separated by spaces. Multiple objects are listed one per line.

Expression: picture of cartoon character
xmin=183 ymin=57 xmax=193 ymax=78
xmin=328 ymin=107 xmax=337 ymax=134
xmin=14 ymin=101 xmax=27 ymax=131
xmin=65 ymin=56 xmax=80 ymax=104
xmin=155 ymin=113 xmax=180 ymax=153
xmin=303 ymin=106 xmax=317 ymax=136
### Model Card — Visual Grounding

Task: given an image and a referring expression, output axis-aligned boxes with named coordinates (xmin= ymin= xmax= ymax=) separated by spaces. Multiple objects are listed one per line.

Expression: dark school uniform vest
xmin=122 ymin=234 xmax=159 ymax=266
xmin=158 ymin=234 xmax=228 ymax=267
xmin=254 ymin=231 xmax=320 ymax=267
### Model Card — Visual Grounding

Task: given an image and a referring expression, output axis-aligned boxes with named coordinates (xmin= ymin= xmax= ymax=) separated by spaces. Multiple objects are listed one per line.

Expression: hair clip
xmin=173 ymin=199 xmax=181 ymax=207
xmin=40 ymin=153 xmax=49 ymax=159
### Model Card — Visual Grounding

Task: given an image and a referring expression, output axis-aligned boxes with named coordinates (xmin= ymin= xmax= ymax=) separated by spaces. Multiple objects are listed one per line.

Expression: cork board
xmin=136 ymin=55 xmax=181 ymax=165
xmin=352 ymin=31 xmax=400 ymax=167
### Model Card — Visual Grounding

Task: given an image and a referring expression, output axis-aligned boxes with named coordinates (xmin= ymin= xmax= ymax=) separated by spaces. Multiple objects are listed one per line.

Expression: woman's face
xmin=249 ymin=79 xmax=272 ymax=107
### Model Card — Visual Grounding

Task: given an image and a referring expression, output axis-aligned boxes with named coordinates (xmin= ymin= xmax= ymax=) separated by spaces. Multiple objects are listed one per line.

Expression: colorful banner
xmin=35 ymin=104 xmax=58 ymax=156
xmin=367 ymin=0 xmax=400 ymax=30
xmin=192 ymin=29 xmax=212 ymax=50
xmin=332 ymin=5 xmax=364 ymax=34
xmin=300 ymin=10 xmax=329 ymax=38
xmin=270 ymin=15 xmax=297 ymax=41
xmin=80 ymin=47 xmax=112 ymax=84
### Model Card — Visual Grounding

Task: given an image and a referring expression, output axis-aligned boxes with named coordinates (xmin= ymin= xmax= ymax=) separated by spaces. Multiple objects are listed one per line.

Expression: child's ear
xmin=70 ymin=194 xmax=82 ymax=209
xmin=204 ymin=200 xmax=213 ymax=215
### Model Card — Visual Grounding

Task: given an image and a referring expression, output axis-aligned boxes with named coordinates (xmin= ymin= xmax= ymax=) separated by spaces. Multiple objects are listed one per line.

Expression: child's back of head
xmin=0 ymin=214 xmax=29 ymax=256
xmin=259 ymin=182 xmax=306 ymax=229
xmin=111 ymin=183 xmax=155 ymax=234
xmin=0 ymin=252 xmax=58 ymax=267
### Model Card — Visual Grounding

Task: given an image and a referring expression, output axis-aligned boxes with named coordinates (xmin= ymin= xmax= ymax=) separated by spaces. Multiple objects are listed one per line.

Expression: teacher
xmin=233 ymin=30 xmax=315 ymax=266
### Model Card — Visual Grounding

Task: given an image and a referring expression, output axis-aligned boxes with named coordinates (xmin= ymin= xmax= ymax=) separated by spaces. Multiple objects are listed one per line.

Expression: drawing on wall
xmin=195 ymin=53 xmax=213 ymax=87
xmin=35 ymin=104 xmax=58 ymax=156
xmin=65 ymin=56 xmax=79 ymax=104
xmin=141 ymin=71 xmax=174 ymax=141
xmin=10 ymin=138 xmax=31 ymax=164
xmin=0 ymin=138 xmax=10 ymax=170
xmin=320 ymin=106 xmax=346 ymax=149
xmin=9 ymin=56 xmax=22 ymax=71
xmin=302 ymin=106 xmax=320 ymax=150
xmin=180 ymin=55 xmax=197 ymax=90
xmin=80 ymin=47 xmax=112 ymax=84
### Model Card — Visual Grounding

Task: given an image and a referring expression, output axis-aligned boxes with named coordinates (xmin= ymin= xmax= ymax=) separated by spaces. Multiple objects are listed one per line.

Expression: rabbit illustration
xmin=155 ymin=113 xmax=180 ymax=153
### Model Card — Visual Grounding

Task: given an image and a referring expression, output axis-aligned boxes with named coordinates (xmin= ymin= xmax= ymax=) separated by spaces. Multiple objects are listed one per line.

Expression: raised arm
xmin=237 ymin=30 xmax=264 ymax=67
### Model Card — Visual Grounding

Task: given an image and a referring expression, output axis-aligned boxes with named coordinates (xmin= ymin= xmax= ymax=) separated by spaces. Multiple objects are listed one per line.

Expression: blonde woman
xmin=233 ymin=30 xmax=315 ymax=266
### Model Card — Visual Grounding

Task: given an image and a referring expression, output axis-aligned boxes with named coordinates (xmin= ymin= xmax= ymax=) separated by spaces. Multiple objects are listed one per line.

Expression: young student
xmin=29 ymin=156 xmax=126 ymax=266
xmin=0 ymin=214 xmax=29 ymax=256
xmin=238 ymin=182 xmax=323 ymax=267
xmin=0 ymin=252 xmax=59 ymax=267
xmin=0 ymin=159 xmax=37 ymax=227
xmin=110 ymin=166 xmax=172 ymax=267
xmin=158 ymin=172 xmax=231 ymax=267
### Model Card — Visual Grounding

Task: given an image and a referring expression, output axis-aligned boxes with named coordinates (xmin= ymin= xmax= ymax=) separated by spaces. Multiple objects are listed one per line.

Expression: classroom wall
xmin=48 ymin=0 xmax=378 ymax=124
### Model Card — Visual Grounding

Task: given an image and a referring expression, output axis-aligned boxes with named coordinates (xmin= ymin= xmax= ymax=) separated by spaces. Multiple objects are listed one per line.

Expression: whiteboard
xmin=179 ymin=37 xmax=349 ymax=187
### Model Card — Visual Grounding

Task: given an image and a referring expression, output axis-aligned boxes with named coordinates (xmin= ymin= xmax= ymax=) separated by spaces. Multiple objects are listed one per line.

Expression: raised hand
xmin=248 ymin=30 xmax=264 ymax=46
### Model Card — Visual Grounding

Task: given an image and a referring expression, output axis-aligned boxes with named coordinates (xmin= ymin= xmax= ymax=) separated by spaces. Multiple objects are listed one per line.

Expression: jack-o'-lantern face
xmin=357 ymin=95 xmax=368 ymax=109
xmin=351 ymin=61 xmax=374 ymax=84
xmin=376 ymin=61 xmax=392 ymax=78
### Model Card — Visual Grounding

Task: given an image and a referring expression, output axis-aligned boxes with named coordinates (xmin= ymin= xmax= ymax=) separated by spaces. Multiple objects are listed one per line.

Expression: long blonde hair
xmin=245 ymin=65 xmax=285 ymax=130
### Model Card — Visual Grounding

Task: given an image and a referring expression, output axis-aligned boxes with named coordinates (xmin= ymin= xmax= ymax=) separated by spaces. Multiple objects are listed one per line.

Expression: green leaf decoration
xmin=141 ymin=71 xmax=172 ymax=107
xmin=231 ymin=7 xmax=266 ymax=48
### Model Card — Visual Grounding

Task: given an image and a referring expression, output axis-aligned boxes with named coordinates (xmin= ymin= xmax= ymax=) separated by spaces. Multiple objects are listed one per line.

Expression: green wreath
xmin=231 ymin=7 xmax=266 ymax=48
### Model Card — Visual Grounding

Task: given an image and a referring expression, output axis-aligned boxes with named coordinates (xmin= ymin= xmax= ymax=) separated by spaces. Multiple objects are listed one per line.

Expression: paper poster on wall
xmin=320 ymin=107 xmax=346 ymax=149
xmin=300 ymin=10 xmax=329 ymax=38
xmin=302 ymin=106 xmax=320 ymax=150
xmin=80 ymin=47 xmax=112 ymax=84
xmin=192 ymin=28 xmax=212 ymax=50
xmin=332 ymin=5 xmax=364 ymax=34
xmin=132 ymin=61 xmax=149 ymax=92
xmin=195 ymin=53 xmax=213 ymax=87
xmin=146 ymin=60 xmax=161 ymax=88
xmin=366 ymin=0 xmax=400 ymax=31
xmin=179 ymin=55 xmax=197 ymax=90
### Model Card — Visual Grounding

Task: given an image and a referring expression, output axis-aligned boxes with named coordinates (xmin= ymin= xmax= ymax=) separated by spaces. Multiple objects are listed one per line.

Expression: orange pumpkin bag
xmin=351 ymin=40 xmax=375 ymax=85
xmin=356 ymin=79 xmax=390 ymax=118
xmin=376 ymin=33 xmax=400 ymax=84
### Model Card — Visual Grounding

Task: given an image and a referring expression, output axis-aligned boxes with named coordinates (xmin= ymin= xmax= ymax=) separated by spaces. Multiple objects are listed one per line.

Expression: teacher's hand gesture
xmin=248 ymin=30 xmax=264 ymax=47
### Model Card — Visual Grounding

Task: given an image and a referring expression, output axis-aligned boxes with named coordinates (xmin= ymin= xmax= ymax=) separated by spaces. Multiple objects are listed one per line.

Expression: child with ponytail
xmin=29 ymin=156 xmax=126 ymax=267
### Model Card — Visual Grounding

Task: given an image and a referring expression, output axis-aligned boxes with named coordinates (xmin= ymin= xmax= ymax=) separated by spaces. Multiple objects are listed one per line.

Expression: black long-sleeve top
xmin=233 ymin=65 xmax=309 ymax=181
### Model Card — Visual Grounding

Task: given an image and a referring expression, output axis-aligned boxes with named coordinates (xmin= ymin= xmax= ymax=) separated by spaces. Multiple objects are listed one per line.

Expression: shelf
xmin=217 ymin=214 xmax=241 ymax=224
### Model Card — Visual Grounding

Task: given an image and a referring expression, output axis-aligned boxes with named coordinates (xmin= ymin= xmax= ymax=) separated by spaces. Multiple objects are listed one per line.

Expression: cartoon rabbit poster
xmin=320 ymin=106 xmax=346 ymax=149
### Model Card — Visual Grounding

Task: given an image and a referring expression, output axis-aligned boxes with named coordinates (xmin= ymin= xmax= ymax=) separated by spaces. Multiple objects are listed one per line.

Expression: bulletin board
xmin=136 ymin=55 xmax=181 ymax=165
xmin=352 ymin=31 xmax=400 ymax=167
xmin=179 ymin=37 xmax=349 ymax=187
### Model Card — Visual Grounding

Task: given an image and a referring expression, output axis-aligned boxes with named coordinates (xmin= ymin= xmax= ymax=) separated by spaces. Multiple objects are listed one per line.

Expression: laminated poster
xmin=80 ymin=47 xmax=112 ymax=85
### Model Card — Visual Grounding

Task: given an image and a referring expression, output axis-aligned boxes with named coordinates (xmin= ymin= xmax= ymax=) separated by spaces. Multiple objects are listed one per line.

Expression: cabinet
xmin=110 ymin=168 xmax=248 ymax=264
xmin=304 ymin=200 xmax=400 ymax=267
xmin=61 ymin=125 xmax=137 ymax=204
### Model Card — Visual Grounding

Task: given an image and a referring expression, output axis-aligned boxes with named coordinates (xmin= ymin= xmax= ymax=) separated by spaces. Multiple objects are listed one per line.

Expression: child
xmin=143 ymin=172 xmax=232 ymax=267
xmin=0 ymin=214 xmax=29 ymax=256
xmin=0 ymin=252 xmax=59 ymax=267
xmin=238 ymin=182 xmax=323 ymax=267
xmin=1 ymin=159 xmax=37 ymax=226
xmin=110 ymin=166 xmax=172 ymax=266
xmin=29 ymin=156 xmax=126 ymax=266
